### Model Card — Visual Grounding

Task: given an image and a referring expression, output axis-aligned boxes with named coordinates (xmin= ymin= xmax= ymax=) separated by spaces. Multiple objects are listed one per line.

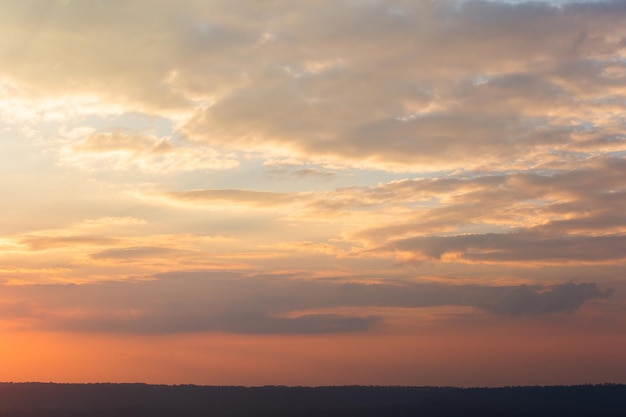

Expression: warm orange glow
xmin=2 ymin=315 xmax=626 ymax=386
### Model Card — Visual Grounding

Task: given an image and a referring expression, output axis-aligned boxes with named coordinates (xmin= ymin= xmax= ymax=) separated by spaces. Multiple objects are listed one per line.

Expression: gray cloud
xmin=60 ymin=310 xmax=379 ymax=335
xmin=391 ymin=232 xmax=626 ymax=263
xmin=475 ymin=282 xmax=613 ymax=316
xmin=0 ymin=272 xmax=611 ymax=334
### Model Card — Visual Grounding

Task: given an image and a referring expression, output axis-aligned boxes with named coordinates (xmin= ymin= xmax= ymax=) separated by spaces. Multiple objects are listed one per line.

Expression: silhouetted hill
xmin=0 ymin=383 xmax=624 ymax=416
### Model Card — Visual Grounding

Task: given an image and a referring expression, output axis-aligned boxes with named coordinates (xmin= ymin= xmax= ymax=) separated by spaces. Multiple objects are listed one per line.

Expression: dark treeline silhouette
xmin=0 ymin=382 xmax=625 ymax=416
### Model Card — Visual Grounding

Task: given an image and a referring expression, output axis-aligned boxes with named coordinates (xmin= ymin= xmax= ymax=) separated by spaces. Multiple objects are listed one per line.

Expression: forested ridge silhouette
xmin=0 ymin=382 xmax=624 ymax=416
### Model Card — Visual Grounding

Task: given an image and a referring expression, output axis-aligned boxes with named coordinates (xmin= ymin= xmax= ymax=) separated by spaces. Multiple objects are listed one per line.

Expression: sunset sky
xmin=1 ymin=0 xmax=626 ymax=387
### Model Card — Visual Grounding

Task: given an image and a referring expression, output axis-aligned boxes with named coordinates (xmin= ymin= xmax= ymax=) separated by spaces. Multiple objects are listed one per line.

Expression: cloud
xmin=64 ymin=312 xmax=379 ymax=335
xmin=476 ymin=282 xmax=614 ymax=316
xmin=60 ymin=131 xmax=238 ymax=173
xmin=20 ymin=235 xmax=119 ymax=251
xmin=0 ymin=0 xmax=624 ymax=338
xmin=0 ymin=272 xmax=611 ymax=335
xmin=390 ymin=232 xmax=626 ymax=265
xmin=162 ymin=189 xmax=302 ymax=207
xmin=71 ymin=132 xmax=168 ymax=153
xmin=1 ymin=0 xmax=625 ymax=170
xmin=265 ymin=167 xmax=337 ymax=181
xmin=177 ymin=0 xmax=626 ymax=169
xmin=90 ymin=246 xmax=188 ymax=261
xmin=138 ymin=155 xmax=626 ymax=269
xmin=338 ymin=156 xmax=626 ymax=252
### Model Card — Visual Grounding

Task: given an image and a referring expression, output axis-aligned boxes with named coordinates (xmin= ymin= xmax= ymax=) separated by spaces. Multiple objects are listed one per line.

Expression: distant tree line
xmin=0 ymin=383 xmax=624 ymax=417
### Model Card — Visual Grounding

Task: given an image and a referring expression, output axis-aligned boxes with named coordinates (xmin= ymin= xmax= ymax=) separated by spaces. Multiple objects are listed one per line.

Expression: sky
xmin=0 ymin=0 xmax=625 ymax=387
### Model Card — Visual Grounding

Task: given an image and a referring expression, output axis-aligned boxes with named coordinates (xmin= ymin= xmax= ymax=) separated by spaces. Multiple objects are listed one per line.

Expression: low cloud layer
xmin=0 ymin=272 xmax=611 ymax=335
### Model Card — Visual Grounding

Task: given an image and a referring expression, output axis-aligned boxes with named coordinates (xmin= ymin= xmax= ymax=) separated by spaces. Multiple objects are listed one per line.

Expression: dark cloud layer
xmin=0 ymin=272 xmax=611 ymax=335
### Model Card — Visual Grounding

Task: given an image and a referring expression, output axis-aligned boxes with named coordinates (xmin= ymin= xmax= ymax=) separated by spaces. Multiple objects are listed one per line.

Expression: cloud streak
xmin=163 ymin=189 xmax=301 ymax=207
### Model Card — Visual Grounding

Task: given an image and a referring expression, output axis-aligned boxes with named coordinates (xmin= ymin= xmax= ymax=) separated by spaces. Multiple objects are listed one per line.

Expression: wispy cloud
xmin=60 ymin=131 xmax=238 ymax=173
xmin=163 ymin=189 xmax=301 ymax=207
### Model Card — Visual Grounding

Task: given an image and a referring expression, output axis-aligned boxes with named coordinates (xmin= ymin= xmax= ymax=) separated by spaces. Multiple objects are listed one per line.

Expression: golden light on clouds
xmin=0 ymin=0 xmax=625 ymax=386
